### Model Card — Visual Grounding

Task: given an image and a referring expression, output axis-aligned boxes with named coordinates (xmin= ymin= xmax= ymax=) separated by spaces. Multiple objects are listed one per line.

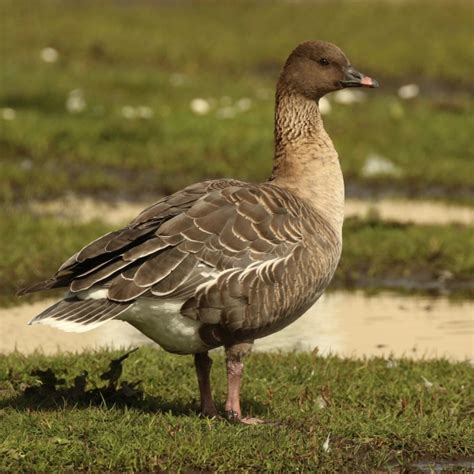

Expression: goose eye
xmin=318 ymin=58 xmax=330 ymax=66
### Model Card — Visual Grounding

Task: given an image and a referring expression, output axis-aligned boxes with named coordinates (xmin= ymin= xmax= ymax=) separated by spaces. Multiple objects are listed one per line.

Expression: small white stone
xmin=190 ymin=98 xmax=210 ymax=115
xmin=40 ymin=47 xmax=59 ymax=63
xmin=66 ymin=89 xmax=86 ymax=113
xmin=236 ymin=97 xmax=252 ymax=111
xmin=333 ymin=89 xmax=366 ymax=104
xmin=362 ymin=153 xmax=401 ymax=178
xmin=21 ymin=159 xmax=33 ymax=170
xmin=1 ymin=108 xmax=16 ymax=120
xmin=386 ymin=359 xmax=398 ymax=368
xmin=121 ymin=106 xmax=138 ymax=120
xmin=398 ymin=84 xmax=420 ymax=100
xmin=437 ymin=270 xmax=454 ymax=282
xmin=137 ymin=106 xmax=153 ymax=119
xmin=421 ymin=376 xmax=433 ymax=389
xmin=318 ymin=97 xmax=331 ymax=115
xmin=316 ymin=396 xmax=328 ymax=409
xmin=322 ymin=434 xmax=330 ymax=452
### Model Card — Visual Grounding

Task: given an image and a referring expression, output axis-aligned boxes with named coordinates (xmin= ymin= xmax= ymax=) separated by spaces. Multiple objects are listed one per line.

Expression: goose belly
xmin=119 ymin=299 xmax=210 ymax=355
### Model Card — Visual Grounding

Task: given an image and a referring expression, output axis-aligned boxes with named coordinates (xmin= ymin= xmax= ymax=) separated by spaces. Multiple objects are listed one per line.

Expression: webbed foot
xmin=225 ymin=410 xmax=267 ymax=425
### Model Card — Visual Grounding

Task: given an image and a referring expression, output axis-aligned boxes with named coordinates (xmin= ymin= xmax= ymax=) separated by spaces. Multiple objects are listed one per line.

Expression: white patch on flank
xmin=119 ymin=299 xmax=209 ymax=354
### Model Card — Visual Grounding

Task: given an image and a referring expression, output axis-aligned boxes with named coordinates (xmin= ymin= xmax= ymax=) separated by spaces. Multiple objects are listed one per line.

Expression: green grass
xmin=1 ymin=210 xmax=473 ymax=306
xmin=336 ymin=218 xmax=474 ymax=293
xmin=2 ymin=0 xmax=473 ymax=83
xmin=1 ymin=347 xmax=472 ymax=472
xmin=1 ymin=3 xmax=472 ymax=471
xmin=0 ymin=210 xmax=110 ymax=306
xmin=2 ymin=94 xmax=472 ymax=203
xmin=1 ymin=0 xmax=473 ymax=203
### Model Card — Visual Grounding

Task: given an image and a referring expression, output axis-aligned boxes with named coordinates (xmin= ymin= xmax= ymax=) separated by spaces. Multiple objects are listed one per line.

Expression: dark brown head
xmin=278 ymin=40 xmax=378 ymax=100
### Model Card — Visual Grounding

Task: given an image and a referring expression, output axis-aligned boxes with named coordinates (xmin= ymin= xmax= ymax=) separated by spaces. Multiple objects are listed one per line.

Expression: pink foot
xmin=225 ymin=410 xmax=267 ymax=425
xmin=239 ymin=416 xmax=266 ymax=425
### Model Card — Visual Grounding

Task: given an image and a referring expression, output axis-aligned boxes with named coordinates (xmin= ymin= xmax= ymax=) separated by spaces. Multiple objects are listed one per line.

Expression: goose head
xmin=278 ymin=40 xmax=378 ymax=100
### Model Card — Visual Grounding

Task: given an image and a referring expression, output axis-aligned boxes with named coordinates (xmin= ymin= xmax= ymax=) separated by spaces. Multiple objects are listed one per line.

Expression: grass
xmin=0 ymin=210 xmax=110 ymax=307
xmin=337 ymin=218 xmax=474 ymax=294
xmin=2 ymin=94 xmax=472 ymax=203
xmin=1 ymin=347 xmax=472 ymax=472
xmin=1 ymin=210 xmax=473 ymax=306
xmin=1 ymin=0 xmax=474 ymax=203
xmin=1 ymin=3 xmax=472 ymax=472
xmin=2 ymin=0 xmax=473 ymax=83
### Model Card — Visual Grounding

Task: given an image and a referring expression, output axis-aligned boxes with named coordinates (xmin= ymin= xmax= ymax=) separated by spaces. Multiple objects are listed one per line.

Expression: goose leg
xmin=194 ymin=352 xmax=217 ymax=417
xmin=224 ymin=342 xmax=264 ymax=425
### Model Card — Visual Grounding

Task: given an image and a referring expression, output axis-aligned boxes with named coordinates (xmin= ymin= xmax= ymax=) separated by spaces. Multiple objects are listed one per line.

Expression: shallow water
xmin=29 ymin=196 xmax=474 ymax=226
xmin=386 ymin=458 xmax=474 ymax=473
xmin=344 ymin=198 xmax=474 ymax=226
xmin=1 ymin=291 xmax=472 ymax=360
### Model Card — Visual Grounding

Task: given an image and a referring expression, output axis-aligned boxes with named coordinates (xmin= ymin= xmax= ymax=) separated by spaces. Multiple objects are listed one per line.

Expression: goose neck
xmin=270 ymin=89 xmax=344 ymax=235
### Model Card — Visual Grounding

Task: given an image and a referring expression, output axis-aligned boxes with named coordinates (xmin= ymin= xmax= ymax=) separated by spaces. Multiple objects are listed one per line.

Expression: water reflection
xmin=1 ymin=291 xmax=473 ymax=360
xmin=256 ymin=291 xmax=474 ymax=359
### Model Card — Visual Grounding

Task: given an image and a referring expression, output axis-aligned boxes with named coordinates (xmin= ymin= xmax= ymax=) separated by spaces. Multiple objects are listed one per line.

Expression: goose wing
xmin=22 ymin=180 xmax=331 ymax=337
xmin=18 ymin=180 xmax=238 ymax=296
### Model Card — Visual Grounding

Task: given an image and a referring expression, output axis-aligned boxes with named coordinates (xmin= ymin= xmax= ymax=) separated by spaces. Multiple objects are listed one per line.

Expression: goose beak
xmin=340 ymin=66 xmax=379 ymax=88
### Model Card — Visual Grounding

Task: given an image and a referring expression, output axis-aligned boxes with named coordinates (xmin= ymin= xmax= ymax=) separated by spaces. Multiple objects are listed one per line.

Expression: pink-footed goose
xmin=19 ymin=41 xmax=377 ymax=424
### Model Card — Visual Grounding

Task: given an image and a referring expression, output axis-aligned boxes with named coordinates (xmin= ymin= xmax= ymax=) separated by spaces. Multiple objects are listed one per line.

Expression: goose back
xmin=22 ymin=179 xmax=341 ymax=343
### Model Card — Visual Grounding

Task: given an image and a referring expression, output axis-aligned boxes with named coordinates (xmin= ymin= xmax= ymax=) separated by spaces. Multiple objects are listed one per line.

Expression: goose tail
xmin=29 ymin=298 xmax=132 ymax=333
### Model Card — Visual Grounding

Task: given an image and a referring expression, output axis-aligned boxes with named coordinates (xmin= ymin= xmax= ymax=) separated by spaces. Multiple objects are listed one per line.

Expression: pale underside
xmin=119 ymin=298 xmax=207 ymax=354
xmin=28 ymin=287 xmax=207 ymax=354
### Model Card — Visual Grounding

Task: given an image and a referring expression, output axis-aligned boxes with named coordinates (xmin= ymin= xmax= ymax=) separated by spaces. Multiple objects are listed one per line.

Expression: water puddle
xmin=27 ymin=196 xmax=474 ymax=226
xmin=385 ymin=458 xmax=474 ymax=473
xmin=344 ymin=198 xmax=474 ymax=226
xmin=1 ymin=291 xmax=472 ymax=359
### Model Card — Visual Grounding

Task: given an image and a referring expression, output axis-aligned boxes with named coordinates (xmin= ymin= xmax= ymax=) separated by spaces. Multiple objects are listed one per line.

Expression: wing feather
xmin=20 ymin=180 xmax=331 ymax=339
xmin=133 ymin=247 xmax=188 ymax=287
xmin=29 ymin=298 xmax=131 ymax=332
xmin=69 ymin=258 xmax=131 ymax=292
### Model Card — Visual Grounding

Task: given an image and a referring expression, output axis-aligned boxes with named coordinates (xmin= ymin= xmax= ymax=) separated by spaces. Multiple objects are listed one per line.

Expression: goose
xmin=19 ymin=41 xmax=378 ymax=424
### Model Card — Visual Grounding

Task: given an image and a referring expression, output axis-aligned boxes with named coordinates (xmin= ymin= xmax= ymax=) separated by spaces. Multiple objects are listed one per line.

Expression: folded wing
xmin=22 ymin=180 xmax=327 ymax=337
